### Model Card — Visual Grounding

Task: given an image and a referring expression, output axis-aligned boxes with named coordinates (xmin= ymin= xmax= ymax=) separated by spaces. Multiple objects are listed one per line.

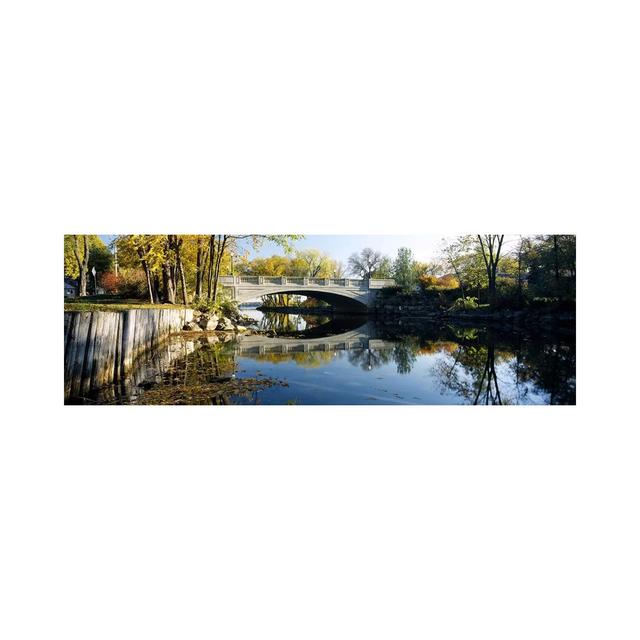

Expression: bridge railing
xmin=218 ymin=275 xmax=395 ymax=288
xmin=369 ymin=278 xmax=396 ymax=288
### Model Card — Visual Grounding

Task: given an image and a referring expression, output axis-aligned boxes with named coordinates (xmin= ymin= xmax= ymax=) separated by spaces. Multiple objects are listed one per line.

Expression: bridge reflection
xmin=233 ymin=322 xmax=396 ymax=355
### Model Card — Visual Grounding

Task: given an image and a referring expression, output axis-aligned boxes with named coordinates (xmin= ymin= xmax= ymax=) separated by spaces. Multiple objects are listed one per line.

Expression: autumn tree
xmin=295 ymin=249 xmax=334 ymax=277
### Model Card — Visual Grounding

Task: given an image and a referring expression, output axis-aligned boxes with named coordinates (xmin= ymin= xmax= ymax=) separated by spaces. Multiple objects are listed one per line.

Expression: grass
xmin=64 ymin=297 xmax=189 ymax=312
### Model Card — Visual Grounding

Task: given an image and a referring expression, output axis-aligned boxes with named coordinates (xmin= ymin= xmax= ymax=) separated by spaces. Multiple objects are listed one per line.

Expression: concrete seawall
xmin=64 ymin=307 xmax=193 ymax=400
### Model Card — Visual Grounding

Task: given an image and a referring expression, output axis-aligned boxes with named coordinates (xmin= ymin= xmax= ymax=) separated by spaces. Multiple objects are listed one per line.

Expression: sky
xmin=100 ymin=234 xmax=445 ymax=266
xmin=236 ymin=234 xmax=446 ymax=266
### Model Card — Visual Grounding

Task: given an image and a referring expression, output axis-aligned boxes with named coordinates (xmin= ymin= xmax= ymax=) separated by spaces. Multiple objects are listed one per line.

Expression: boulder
xmin=203 ymin=316 xmax=219 ymax=331
xmin=183 ymin=321 xmax=203 ymax=332
xmin=216 ymin=317 xmax=236 ymax=331
xmin=197 ymin=313 xmax=219 ymax=331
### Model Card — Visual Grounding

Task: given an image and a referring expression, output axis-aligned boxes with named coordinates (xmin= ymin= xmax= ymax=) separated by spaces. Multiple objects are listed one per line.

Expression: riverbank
xmin=63 ymin=300 xmax=258 ymax=401
xmin=373 ymin=290 xmax=575 ymax=329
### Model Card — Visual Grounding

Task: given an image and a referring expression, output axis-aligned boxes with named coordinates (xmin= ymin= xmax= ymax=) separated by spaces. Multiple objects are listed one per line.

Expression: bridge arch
xmin=219 ymin=276 xmax=395 ymax=312
xmin=234 ymin=286 xmax=369 ymax=312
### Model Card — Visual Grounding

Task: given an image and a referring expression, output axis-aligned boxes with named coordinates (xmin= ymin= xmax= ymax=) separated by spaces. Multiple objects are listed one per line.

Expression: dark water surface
xmin=69 ymin=309 xmax=575 ymax=405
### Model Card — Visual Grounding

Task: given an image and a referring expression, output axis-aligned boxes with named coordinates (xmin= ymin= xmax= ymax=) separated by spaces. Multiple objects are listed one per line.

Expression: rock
xmin=197 ymin=313 xmax=219 ymax=331
xmin=183 ymin=321 xmax=203 ymax=332
xmin=216 ymin=317 xmax=236 ymax=331
xmin=203 ymin=316 xmax=219 ymax=331
xmin=236 ymin=325 xmax=248 ymax=332
xmin=205 ymin=335 xmax=219 ymax=344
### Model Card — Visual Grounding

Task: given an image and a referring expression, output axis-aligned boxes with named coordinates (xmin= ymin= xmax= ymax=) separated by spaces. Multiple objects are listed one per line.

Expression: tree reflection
xmin=435 ymin=343 xmax=506 ymax=403
xmin=513 ymin=340 xmax=576 ymax=405
xmin=434 ymin=330 xmax=575 ymax=405
xmin=115 ymin=319 xmax=575 ymax=405
xmin=251 ymin=350 xmax=335 ymax=368
xmin=392 ymin=337 xmax=420 ymax=374
xmin=347 ymin=347 xmax=393 ymax=371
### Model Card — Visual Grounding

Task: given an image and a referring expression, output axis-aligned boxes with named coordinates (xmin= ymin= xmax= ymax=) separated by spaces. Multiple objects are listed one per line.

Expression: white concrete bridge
xmin=219 ymin=275 xmax=396 ymax=311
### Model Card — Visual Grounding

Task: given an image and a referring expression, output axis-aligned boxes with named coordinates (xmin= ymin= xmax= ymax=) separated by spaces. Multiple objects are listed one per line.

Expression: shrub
xmin=418 ymin=274 xmax=438 ymax=291
xmin=448 ymin=296 xmax=479 ymax=312
xmin=438 ymin=274 xmax=459 ymax=289
xmin=117 ymin=268 xmax=147 ymax=298
xmin=194 ymin=295 xmax=241 ymax=319
xmin=419 ymin=274 xmax=459 ymax=292
xmin=218 ymin=298 xmax=240 ymax=319
xmin=193 ymin=297 xmax=218 ymax=315
xmin=380 ymin=286 xmax=402 ymax=297
xmin=99 ymin=271 xmax=119 ymax=293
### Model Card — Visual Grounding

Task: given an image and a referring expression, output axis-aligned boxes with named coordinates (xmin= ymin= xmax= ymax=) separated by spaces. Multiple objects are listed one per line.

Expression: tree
xmin=442 ymin=236 xmax=473 ymax=300
xmin=373 ymin=256 xmax=394 ymax=278
xmin=114 ymin=235 xmax=166 ymax=303
xmin=71 ymin=235 xmax=90 ymax=296
xmin=477 ymin=235 xmax=505 ymax=304
xmin=348 ymin=247 xmax=383 ymax=278
xmin=515 ymin=235 xmax=532 ymax=301
xmin=296 ymin=249 xmax=333 ymax=277
xmin=64 ymin=235 xmax=113 ymax=294
xmin=393 ymin=247 xmax=416 ymax=292
xmin=168 ymin=235 xmax=188 ymax=304
xmin=332 ymin=260 xmax=346 ymax=279
xmin=205 ymin=235 xmax=302 ymax=303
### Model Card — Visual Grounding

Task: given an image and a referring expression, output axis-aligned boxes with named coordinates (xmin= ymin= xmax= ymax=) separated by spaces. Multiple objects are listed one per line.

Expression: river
xmin=67 ymin=308 xmax=576 ymax=405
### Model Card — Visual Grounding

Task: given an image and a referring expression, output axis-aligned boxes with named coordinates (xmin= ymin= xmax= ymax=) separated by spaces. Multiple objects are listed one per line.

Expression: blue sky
xmin=241 ymin=235 xmax=443 ymax=265
xmin=100 ymin=234 xmax=444 ymax=265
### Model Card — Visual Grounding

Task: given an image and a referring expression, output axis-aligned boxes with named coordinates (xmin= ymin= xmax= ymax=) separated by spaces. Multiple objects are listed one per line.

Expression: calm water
xmin=72 ymin=308 xmax=576 ymax=405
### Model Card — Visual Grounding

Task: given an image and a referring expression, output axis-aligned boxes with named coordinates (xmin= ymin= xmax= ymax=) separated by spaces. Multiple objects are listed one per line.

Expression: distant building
xmin=64 ymin=277 xmax=78 ymax=298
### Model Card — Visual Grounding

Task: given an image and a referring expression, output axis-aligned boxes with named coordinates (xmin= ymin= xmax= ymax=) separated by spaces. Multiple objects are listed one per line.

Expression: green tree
xmin=393 ymin=247 xmax=416 ymax=292
xmin=64 ymin=235 xmax=113 ymax=296
xmin=373 ymin=256 xmax=394 ymax=278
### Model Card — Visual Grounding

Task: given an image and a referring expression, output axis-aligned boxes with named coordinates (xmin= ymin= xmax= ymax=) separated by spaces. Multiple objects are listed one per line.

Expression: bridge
xmin=219 ymin=275 xmax=396 ymax=311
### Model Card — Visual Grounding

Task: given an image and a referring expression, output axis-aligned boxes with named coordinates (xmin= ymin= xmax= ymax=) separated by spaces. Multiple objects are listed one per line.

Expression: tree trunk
xmin=206 ymin=235 xmax=216 ymax=300
xmin=478 ymin=235 xmax=504 ymax=306
xmin=178 ymin=260 xmax=188 ymax=305
xmin=136 ymin=246 xmax=155 ymax=303
xmin=195 ymin=237 xmax=204 ymax=299
xmin=212 ymin=235 xmax=228 ymax=303
xmin=168 ymin=235 xmax=188 ymax=305
xmin=162 ymin=262 xmax=176 ymax=304
xmin=73 ymin=235 xmax=90 ymax=297
xmin=553 ymin=234 xmax=560 ymax=293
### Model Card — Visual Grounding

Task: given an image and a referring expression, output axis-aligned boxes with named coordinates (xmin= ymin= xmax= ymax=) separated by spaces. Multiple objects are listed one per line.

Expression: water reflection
xmin=243 ymin=308 xmax=333 ymax=334
xmin=67 ymin=311 xmax=575 ymax=405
